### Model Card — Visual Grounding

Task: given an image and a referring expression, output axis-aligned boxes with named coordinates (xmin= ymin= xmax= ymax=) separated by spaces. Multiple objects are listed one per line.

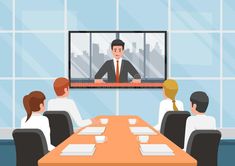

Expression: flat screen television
xmin=69 ymin=31 xmax=167 ymax=88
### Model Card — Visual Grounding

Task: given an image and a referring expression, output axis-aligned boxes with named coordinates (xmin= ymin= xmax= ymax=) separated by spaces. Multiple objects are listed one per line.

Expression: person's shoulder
xmin=160 ymin=99 xmax=171 ymax=105
xmin=176 ymin=100 xmax=184 ymax=108
xmin=61 ymin=98 xmax=76 ymax=106
xmin=21 ymin=116 xmax=27 ymax=121
xmin=66 ymin=98 xmax=75 ymax=103
xmin=123 ymin=59 xmax=131 ymax=64
xmin=40 ymin=115 xmax=49 ymax=123
xmin=207 ymin=116 xmax=216 ymax=127
xmin=186 ymin=115 xmax=196 ymax=123
xmin=159 ymin=99 xmax=171 ymax=109
xmin=176 ymin=99 xmax=183 ymax=104
xmin=48 ymin=98 xmax=57 ymax=104
xmin=106 ymin=60 xmax=113 ymax=64
xmin=100 ymin=60 xmax=112 ymax=67
xmin=206 ymin=115 xmax=216 ymax=122
xmin=21 ymin=116 xmax=27 ymax=125
xmin=50 ymin=97 xmax=72 ymax=102
xmin=47 ymin=98 xmax=60 ymax=108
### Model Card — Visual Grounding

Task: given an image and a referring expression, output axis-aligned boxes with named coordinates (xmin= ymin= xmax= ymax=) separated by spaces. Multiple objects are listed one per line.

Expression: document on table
xmin=140 ymin=144 xmax=174 ymax=156
xmin=129 ymin=127 xmax=157 ymax=135
xmin=61 ymin=144 xmax=96 ymax=156
xmin=78 ymin=127 xmax=106 ymax=135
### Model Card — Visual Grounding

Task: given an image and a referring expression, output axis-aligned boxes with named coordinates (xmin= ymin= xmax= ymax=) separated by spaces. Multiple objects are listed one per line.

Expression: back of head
xmin=190 ymin=91 xmax=209 ymax=113
xmin=163 ymin=79 xmax=179 ymax=111
xmin=23 ymin=91 xmax=46 ymax=122
xmin=53 ymin=77 xmax=69 ymax=96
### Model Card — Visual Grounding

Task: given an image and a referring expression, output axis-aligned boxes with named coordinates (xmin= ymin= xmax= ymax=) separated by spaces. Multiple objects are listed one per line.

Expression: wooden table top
xmin=38 ymin=115 xmax=197 ymax=166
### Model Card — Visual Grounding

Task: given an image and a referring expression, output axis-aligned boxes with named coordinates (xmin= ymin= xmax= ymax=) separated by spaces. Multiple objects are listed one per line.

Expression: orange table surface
xmin=38 ymin=116 xmax=197 ymax=166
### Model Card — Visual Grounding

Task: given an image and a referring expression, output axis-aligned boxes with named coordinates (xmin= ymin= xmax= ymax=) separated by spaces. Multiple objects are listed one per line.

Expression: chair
xmin=12 ymin=129 xmax=48 ymax=166
xmin=43 ymin=111 xmax=74 ymax=146
xmin=160 ymin=111 xmax=191 ymax=148
xmin=186 ymin=130 xmax=221 ymax=166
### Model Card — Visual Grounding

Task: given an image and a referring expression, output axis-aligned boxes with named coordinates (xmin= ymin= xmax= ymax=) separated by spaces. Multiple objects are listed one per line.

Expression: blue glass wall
xmin=0 ymin=0 xmax=234 ymax=128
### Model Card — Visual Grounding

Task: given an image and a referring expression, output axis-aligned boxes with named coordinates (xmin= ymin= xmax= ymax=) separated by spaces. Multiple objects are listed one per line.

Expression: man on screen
xmin=95 ymin=39 xmax=141 ymax=83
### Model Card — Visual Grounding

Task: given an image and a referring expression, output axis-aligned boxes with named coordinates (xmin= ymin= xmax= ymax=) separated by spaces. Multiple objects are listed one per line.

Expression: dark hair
xmin=111 ymin=39 xmax=125 ymax=50
xmin=23 ymin=91 xmax=46 ymax=122
xmin=190 ymin=91 xmax=209 ymax=113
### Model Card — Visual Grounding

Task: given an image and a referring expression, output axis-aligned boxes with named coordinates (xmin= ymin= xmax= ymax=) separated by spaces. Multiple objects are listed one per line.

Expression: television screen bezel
xmin=68 ymin=30 xmax=167 ymax=89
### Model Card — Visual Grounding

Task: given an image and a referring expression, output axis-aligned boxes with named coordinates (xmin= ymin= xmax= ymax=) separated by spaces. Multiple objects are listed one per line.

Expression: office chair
xmin=160 ymin=111 xmax=191 ymax=148
xmin=13 ymin=129 xmax=48 ymax=166
xmin=43 ymin=111 xmax=74 ymax=146
xmin=186 ymin=130 xmax=221 ymax=166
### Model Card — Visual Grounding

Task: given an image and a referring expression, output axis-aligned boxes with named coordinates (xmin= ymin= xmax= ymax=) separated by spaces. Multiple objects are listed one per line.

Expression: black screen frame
xmin=68 ymin=30 xmax=167 ymax=89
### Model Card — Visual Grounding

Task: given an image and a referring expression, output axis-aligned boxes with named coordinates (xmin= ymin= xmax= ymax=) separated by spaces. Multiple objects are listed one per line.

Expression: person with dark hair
xmin=21 ymin=91 xmax=55 ymax=151
xmin=183 ymin=91 xmax=216 ymax=150
xmin=95 ymin=39 xmax=141 ymax=83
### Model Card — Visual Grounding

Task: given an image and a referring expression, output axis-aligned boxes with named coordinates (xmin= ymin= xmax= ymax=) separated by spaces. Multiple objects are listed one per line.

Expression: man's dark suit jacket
xmin=95 ymin=59 xmax=141 ymax=83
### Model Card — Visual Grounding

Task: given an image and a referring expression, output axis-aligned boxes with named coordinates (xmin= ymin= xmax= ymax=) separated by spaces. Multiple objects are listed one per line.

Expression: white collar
xmin=164 ymin=98 xmax=173 ymax=101
xmin=31 ymin=112 xmax=42 ymax=116
xmin=196 ymin=114 xmax=206 ymax=116
xmin=56 ymin=96 xmax=68 ymax=99
xmin=113 ymin=58 xmax=122 ymax=62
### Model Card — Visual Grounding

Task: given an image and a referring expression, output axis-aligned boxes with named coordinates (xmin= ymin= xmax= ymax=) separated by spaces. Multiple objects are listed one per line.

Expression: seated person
xmin=21 ymin=91 xmax=55 ymax=151
xmin=154 ymin=79 xmax=184 ymax=130
xmin=48 ymin=77 xmax=96 ymax=128
xmin=95 ymin=39 xmax=141 ymax=83
xmin=184 ymin=91 xmax=216 ymax=150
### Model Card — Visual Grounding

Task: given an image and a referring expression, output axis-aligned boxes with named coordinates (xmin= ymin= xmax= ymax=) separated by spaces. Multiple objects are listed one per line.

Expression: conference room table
xmin=38 ymin=115 xmax=197 ymax=166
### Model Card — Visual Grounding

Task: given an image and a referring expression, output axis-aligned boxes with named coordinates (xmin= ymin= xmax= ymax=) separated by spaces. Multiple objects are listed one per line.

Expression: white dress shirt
xmin=21 ymin=112 xmax=55 ymax=151
xmin=183 ymin=114 xmax=216 ymax=150
xmin=113 ymin=58 xmax=122 ymax=74
xmin=154 ymin=98 xmax=184 ymax=131
xmin=47 ymin=97 xmax=92 ymax=128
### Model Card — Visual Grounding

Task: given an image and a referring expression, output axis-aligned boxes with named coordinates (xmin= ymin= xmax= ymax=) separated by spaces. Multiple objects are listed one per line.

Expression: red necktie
xmin=116 ymin=60 xmax=119 ymax=83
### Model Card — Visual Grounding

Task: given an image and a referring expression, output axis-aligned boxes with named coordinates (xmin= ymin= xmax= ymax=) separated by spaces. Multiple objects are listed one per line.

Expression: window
xmin=0 ymin=0 xmax=235 ymax=128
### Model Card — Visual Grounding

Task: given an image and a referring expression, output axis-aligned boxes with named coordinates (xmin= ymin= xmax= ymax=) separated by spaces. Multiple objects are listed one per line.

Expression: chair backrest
xmin=43 ymin=111 xmax=74 ymax=146
xmin=186 ymin=130 xmax=221 ymax=166
xmin=160 ymin=111 xmax=191 ymax=148
xmin=12 ymin=129 xmax=48 ymax=166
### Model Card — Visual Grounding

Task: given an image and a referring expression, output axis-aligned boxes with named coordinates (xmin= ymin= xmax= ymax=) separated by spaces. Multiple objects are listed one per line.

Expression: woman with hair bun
xmin=21 ymin=91 xmax=55 ymax=151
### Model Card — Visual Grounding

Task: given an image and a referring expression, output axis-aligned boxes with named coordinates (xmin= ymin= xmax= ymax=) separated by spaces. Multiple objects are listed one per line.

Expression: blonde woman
xmin=154 ymin=79 xmax=184 ymax=130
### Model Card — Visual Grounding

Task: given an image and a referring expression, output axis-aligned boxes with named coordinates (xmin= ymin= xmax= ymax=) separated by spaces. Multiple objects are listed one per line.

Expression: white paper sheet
xmin=78 ymin=127 xmax=106 ymax=135
xmin=129 ymin=127 xmax=157 ymax=135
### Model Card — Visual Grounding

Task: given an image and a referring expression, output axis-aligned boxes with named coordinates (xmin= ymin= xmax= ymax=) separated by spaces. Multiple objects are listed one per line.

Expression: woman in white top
xmin=21 ymin=91 xmax=55 ymax=151
xmin=154 ymin=79 xmax=184 ymax=130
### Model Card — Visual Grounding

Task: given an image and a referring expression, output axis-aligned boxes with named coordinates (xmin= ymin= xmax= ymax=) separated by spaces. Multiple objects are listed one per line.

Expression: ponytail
xmin=23 ymin=91 xmax=46 ymax=122
xmin=172 ymin=100 xmax=179 ymax=111
xmin=23 ymin=95 xmax=32 ymax=122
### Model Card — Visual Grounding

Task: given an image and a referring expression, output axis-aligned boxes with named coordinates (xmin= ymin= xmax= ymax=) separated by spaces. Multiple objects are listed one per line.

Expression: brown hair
xmin=53 ymin=77 xmax=69 ymax=96
xmin=23 ymin=91 xmax=46 ymax=122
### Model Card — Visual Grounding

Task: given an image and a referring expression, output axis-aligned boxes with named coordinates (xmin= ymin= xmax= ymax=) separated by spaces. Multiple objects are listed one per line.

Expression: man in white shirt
xmin=48 ymin=77 xmax=96 ymax=128
xmin=94 ymin=39 xmax=141 ymax=83
xmin=184 ymin=91 xmax=216 ymax=151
